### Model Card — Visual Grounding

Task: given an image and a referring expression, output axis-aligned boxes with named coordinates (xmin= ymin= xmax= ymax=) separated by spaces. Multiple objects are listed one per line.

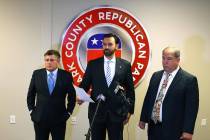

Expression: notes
xmin=74 ymin=86 xmax=94 ymax=103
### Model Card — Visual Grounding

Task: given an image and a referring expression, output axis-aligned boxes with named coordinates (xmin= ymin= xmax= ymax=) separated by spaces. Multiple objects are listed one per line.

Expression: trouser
xmin=90 ymin=113 xmax=124 ymax=140
xmin=34 ymin=121 xmax=66 ymax=140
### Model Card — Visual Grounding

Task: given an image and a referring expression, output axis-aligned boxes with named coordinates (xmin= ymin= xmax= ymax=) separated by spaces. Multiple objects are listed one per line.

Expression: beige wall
xmin=0 ymin=0 xmax=209 ymax=139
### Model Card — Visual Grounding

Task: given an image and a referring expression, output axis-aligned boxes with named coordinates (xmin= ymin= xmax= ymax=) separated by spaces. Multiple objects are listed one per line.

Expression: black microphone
xmin=114 ymin=82 xmax=131 ymax=118
xmin=114 ymin=84 xmax=120 ymax=94
xmin=114 ymin=82 xmax=130 ymax=105
xmin=118 ymin=85 xmax=125 ymax=91
xmin=114 ymin=81 xmax=124 ymax=93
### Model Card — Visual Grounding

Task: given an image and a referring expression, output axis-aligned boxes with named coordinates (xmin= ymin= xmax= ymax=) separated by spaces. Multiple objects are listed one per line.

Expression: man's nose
xmin=104 ymin=45 xmax=109 ymax=49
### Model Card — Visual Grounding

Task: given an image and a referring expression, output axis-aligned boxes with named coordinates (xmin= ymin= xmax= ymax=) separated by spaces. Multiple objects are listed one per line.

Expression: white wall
xmin=0 ymin=0 xmax=209 ymax=139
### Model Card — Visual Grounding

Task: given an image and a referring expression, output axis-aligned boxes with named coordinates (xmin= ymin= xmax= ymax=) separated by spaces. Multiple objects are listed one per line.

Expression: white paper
xmin=74 ymin=86 xmax=94 ymax=103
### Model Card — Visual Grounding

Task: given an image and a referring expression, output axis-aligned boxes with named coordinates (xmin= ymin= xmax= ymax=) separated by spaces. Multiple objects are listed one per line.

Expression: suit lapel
xmin=152 ymin=71 xmax=164 ymax=99
xmin=109 ymin=58 xmax=122 ymax=89
xmin=98 ymin=57 xmax=108 ymax=88
xmin=111 ymin=58 xmax=120 ymax=84
xmin=51 ymin=69 xmax=62 ymax=95
xmin=164 ymin=68 xmax=182 ymax=99
xmin=41 ymin=69 xmax=50 ymax=95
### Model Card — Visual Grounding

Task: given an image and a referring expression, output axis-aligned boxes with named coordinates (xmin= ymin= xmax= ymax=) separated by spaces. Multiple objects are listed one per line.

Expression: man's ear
xmin=57 ymin=58 xmax=61 ymax=64
xmin=116 ymin=44 xmax=119 ymax=50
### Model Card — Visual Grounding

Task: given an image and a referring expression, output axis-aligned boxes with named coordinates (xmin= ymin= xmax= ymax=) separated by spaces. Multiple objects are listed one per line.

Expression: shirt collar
xmin=46 ymin=68 xmax=58 ymax=75
xmin=164 ymin=66 xmax=180 ymax=77
xmin=104 ymin=55 xmax=116 ymax=63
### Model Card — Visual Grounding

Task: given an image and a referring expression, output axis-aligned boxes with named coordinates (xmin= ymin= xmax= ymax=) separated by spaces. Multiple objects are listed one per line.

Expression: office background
xmin=0 ymin=0 xmax=209 ymax=139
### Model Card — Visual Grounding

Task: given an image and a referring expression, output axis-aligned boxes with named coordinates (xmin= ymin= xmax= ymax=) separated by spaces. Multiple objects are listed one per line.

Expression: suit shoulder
xmin=58 ymin=69 xmax=73 ymax=81
xmin=153 ymin=70 xmax=163 ymax=76
xmin=33 ymin=68 xmax=45 ymax=74
xmin=59 ymin=69 xmax=72 ymax=75
xmin=118 ymin=58 xmax=131 ymax=65
xmin=87 ymin=57 xmax=103 ymax=65
xmin=180 ymin=69 xmax=197 ymax=79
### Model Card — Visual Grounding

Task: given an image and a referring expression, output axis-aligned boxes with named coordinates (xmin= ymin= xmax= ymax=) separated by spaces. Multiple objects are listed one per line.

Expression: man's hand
xmin=180 ymin=132 xmax=193 ymax=140
xmin=123 ymin=113 xmax=131 ymax=125
xmin=76 ymin=97 xmax=84 ymax=105
xmin=138 ymin=121 xmax=146 ymax=129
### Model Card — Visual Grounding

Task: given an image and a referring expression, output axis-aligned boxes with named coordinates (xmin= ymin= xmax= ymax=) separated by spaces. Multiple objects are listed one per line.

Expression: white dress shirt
xmin=104 ymin=56 xmax=116 ymax=84
xmin=156 ymin=66 xmax=180 ymax=122
xmin=46 ymin=68 xmax=58 ymax=87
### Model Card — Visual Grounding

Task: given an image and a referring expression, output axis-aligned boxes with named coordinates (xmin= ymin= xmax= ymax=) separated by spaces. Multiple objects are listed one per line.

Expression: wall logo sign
xmin=61 ymin=6 xmax=151 ymax=88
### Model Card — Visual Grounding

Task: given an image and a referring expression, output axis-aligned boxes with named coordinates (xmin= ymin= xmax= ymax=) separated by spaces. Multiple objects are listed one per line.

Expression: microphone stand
xmin=85 ymin=97 xmax=102 ymax=140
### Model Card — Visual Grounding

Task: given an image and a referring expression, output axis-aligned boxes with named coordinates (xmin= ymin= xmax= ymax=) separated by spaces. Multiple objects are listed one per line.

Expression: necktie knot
xmin=49 ymin=72 xmax=54 ymax=77
xmin=166 ymin=73 xmax=171 ymax=79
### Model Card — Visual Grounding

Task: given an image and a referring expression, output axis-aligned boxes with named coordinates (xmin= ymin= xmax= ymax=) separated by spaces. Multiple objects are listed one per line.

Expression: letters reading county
xmin=61 ymin=7 xmax=151 ymax=87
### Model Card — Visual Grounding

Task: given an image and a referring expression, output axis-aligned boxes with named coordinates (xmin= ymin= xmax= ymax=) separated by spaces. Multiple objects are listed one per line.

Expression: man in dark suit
xmin=27 ymin=50 xmax=76 ymax=140
xmin=79 ymin=33 xmax=135 ymax=140
xmin=139 ymin=47 xmax=199 ymax=140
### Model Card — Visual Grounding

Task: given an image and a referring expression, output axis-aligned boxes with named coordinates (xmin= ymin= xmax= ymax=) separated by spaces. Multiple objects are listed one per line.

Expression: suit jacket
xmin=140 ymin=68 xmax=199 ymax=140
xmin=27 ymin=68 xmax=76 ymax=124
xmin=80 ymin=57 xmax=135 ymax=122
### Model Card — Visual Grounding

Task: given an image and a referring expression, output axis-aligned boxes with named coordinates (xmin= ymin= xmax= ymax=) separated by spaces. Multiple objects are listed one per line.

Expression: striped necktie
xmin=106 ymin=60 xmax=112 ymax=87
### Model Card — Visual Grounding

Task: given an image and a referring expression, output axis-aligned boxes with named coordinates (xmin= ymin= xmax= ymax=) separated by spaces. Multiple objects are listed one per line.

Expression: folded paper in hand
xmin=74 ymin=86 xmax=94 ymax=103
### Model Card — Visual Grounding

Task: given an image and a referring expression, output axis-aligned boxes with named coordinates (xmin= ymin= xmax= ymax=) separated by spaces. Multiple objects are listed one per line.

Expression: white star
xmin=91 ymin=38 xmax=98 ymax=45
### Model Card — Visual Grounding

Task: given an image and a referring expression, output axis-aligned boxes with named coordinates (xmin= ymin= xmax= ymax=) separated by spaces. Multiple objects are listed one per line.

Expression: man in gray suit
xmin=27 ymin=50 xmax=76 ymax=140
xmin=139 ymin=47 xmax=199 ymax=140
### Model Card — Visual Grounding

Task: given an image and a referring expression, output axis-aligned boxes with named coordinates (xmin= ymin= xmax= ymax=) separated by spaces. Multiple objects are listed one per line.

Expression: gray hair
xmin=163 ymin=47 xmax=180 ymax=58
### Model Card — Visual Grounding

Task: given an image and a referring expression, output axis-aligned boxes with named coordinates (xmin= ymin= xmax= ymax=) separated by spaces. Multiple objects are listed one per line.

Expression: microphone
xmin=114 ymin=82 xmax=125 ymax=94
xmin=114 ymin=82 xmax=130 ymax=105
xmin=96 ymin=94 xmax=106 ymax=101
xmin=114 ymin=82 xmax=131 ymax=118
xmin=114 ymin=84 xmax=120 ymax=94
xmin=118 ymin=85 xmax=124 ymax=91
xmin=114 ymin=82 xmax=125 ymax=93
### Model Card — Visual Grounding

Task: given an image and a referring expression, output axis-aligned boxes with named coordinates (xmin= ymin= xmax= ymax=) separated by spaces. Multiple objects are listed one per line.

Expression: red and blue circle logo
xmin=61 ymin=6 xmax=151 ymax=88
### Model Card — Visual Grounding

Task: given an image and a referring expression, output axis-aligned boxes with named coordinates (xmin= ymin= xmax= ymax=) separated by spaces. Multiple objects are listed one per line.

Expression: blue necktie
xmin=106 ymin=61 xmax=112 ymax=87
xmin=47 ymin=72 xmax=55 ymax=94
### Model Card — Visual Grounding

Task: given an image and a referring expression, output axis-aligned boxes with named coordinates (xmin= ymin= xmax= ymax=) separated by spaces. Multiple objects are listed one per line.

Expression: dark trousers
xmin=34 ymin=121 xmax=66 ymax=140
xmin=148 ymin=120 xmax=164 ymax=140
xmin=90 ymin=114 xmax=124 ymax=140
xmin=148 ymin=120 xmax=181 ymax=140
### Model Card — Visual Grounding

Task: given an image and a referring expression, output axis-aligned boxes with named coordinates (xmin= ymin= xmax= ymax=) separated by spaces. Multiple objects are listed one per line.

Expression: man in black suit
xmin=79 ymin=33 xmax=135 ymax=140
xmin=139 ymin=47 xmax=199 ymax=140
xmin=27 ymin=50 xmax=76 ymax=140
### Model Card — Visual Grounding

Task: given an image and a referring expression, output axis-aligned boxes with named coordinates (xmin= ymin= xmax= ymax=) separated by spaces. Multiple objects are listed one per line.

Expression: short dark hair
xmin=103 ymin=33 xmax=119 ymax=44
xmin=44 ymin=49 xmax=60 ymax=59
